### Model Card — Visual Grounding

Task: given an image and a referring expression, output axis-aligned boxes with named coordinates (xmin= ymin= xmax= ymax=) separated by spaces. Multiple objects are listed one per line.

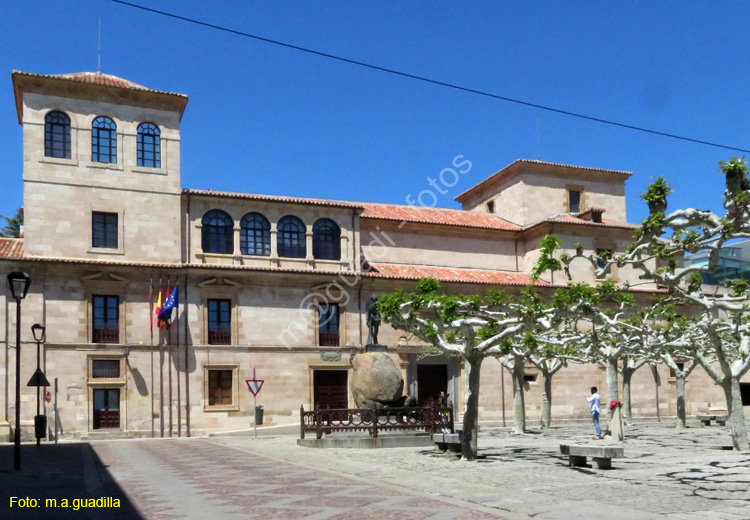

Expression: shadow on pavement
xmin=0 ymin=442 xmax=142 ymax=519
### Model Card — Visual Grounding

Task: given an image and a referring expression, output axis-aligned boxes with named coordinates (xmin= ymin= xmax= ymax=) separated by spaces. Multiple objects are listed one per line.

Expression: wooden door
xmin=313 ymin=370 xmax=348 ymax=410
xmin=93 ymin=388 xmax=120 ymax=429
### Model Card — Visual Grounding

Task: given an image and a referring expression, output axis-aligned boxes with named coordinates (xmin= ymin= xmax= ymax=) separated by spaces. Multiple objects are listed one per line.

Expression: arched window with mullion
xmin=45 ymin=111 xmax=71 ymax=158
xmin=313 ymin=218 xmax=341 ymax=260
xmin=201 ymin=210 xmax=234 ymax=254
xmin=92 ymin=116 xmax=117 ymax=163
xmin=240 ymin=212 xmax=271 ymax=256
xmin=277 ymin=216 xmax=306 ymax=258
xmin=137 ymin=122 xmax=161 ymax=168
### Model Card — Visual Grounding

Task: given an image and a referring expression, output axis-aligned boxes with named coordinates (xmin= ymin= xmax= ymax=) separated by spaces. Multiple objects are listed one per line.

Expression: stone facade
xmin=0 ymin=70 xmax=738 ymax=441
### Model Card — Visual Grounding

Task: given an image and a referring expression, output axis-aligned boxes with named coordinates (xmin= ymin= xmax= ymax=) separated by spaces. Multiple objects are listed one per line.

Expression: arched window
xmin=45 ymin=111 xmax=71 ymax=159
xmin=137 ymin=122 xmax=161 ymax=168
xmin=313 ymin=219 xmax=341 ymax=260
xmin=240 ymin=213 xmax=271 ymax=256
xmin=92 ymin=116 xmax=117 ymax=163
xmin=201 ymin=210 xmax=234 ymax=254
xmin=277 ymin=216 xmax=306 ymax=258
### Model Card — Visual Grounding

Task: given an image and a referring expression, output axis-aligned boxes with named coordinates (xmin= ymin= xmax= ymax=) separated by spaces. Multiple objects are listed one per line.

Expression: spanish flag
xmin=154 ymin=287 xmax=163 ymax=330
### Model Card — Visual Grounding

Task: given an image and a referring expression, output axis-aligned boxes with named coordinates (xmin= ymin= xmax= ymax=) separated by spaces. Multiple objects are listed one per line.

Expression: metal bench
xmin=560 ymin=444 xmax=624 ymax=470
xmin=696 ymin=414 xmax=728 ymax=426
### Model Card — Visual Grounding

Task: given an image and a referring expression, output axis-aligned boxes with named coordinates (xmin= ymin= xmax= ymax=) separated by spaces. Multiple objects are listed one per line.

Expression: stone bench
xmin=696 ymin=414 xmax=728 ymax=426
xmin=432 ymin=432 xmax=462 ymax=452
xmin=560 ymin=444 xmax=624 ymax=470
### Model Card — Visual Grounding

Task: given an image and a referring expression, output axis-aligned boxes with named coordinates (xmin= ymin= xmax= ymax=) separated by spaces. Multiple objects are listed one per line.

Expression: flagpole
xmin=184 ymin=273 xmax=191 ymax=438
xmin=158 ymin=277 xmax=164 ymax=438
xmin=167 ymin=276 xmax=173 ymax=438
xmin=149 ymin=276 xmax=154 ymax=439
xmin=176 ymin=282 xmax=181 ymax=438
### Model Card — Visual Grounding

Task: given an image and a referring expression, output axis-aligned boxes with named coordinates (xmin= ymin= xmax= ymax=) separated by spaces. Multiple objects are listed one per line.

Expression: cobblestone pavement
xmin=91 ymin=438 xmax=507 ymax=520
xmin=210 ymin=422 xmax=750 ymax=520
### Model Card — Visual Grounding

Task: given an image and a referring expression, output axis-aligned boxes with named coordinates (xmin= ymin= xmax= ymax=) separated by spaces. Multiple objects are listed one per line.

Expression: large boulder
xmin=351 ymin=352 xmax=404 ymax=407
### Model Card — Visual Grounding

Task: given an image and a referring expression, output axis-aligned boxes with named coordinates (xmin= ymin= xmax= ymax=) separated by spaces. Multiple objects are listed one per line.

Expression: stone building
xmin=0 ymin=70 xmax=729 ymax=440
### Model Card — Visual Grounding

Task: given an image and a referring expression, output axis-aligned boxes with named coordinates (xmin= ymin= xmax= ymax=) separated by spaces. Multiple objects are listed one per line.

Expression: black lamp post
xmin=8 ymin=271 xmax=31 ymax=471
xmin=29 ymin=323 xmax=49 ymax=446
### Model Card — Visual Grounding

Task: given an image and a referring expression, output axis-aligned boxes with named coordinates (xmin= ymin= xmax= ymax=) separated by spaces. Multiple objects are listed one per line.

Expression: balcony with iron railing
xmin=208 ymin=329 xmax=232 ymax=345
xmin=318 ymin=331 xmax=340 ymax=347
xmin=92 ymin=327 xmax=119 ymax=344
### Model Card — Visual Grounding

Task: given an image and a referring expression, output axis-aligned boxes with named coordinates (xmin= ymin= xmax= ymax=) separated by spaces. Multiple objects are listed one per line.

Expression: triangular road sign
xmin=246 ymin=379 xmax=264 ymax=396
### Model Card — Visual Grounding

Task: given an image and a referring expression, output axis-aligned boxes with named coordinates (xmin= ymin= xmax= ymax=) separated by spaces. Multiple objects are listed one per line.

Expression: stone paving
xmin=211 ymin=422 xmax=750 ymax=520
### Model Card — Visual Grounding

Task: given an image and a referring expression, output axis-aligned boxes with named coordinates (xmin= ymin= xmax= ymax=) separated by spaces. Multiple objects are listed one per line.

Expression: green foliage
xmin=732 ymin=278 xmax=748 ymax=297
xmin=532 ymin=234 xmax=563 ymax=279
xmin=0 ymin=207 xmax=23 ymax=238
xmin=719 ymin=157 xmax=750 ymax=191
xmin=415 ymin=277 xmax=441 ymax=294
xmin=639 ymin=176 xmax=673 ymax=208
xmin=377 ymin=290 xmax=406 ymax=321
xmin=687 ymin=271 xmax=703 ymax=294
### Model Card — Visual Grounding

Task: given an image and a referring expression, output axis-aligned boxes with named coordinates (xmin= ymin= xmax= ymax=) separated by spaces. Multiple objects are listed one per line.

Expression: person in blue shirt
xmin=585 ymin=387 xmax=602 ymax=439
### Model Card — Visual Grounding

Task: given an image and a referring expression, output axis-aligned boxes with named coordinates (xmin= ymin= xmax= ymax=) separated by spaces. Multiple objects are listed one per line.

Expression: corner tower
xmin=12 ymin=71 xmax=188 ymax=263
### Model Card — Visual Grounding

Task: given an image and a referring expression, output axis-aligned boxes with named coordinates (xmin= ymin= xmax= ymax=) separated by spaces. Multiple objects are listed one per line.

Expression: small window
xmin=278 ymin=216 xmax=306 ymax=258
xmin=201 ymin=210 xmax=233 ymax=254
xmin=92 ymin=116 xmax=117 ymax=164
xmin=137 ymin=122 xmax=161 ymax=168
xmin=669 ymin=362 xmax=685 ymax=379
xmin=523 ymin=373 xmax=538 ymax=383
xmin=92 ymin=295 xmax=119 ymax=343
xmin=486 ymin=201 xmax=495 ymax=214
xmin=568 ymin=190 xmax=581 ymax=213
xmin=312 ymin=219 xmax=341 ymax=260
xmin=92 ymin=359 xmax=121 ymax=378
xmin=741 ymin=383 xmax=750 ymax=406
xmin=92 ymin=211 xmax=118 ymax=249
xmin=208 ymin=369 xmax=233 ymax=406
xmin=207 ymin=299 xmax=231 ymax=345
xmin=318 ymin=303 xmax=340 ymax=346
xmin=595 ymin=248 xmax=613 ymax=274
xmin=44 ymin=111 xmax=71 ymax=159
xmin=240 ymin=213 xmax=271 ymax=256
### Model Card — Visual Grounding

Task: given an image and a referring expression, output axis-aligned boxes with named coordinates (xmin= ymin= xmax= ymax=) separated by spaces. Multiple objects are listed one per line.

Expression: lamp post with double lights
xmin=29 ymin=323 xmax=49 ymax=446
xmin=7 ymin=271 xmax=31 ymax=471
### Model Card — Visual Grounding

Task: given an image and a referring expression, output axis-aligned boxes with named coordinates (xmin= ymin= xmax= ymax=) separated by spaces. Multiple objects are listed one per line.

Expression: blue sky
xmin=2 ymin=1 xmax=749 ymax=226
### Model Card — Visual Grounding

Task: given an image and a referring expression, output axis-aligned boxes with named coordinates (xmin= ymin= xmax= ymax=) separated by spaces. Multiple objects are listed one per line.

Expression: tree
xmin=0 ymin=207 xmax=23 ymax=238
xmin=378 ymin=279 xmax=553 ymax=459
xmin=536 ymin=158 xmax=750 ymax=450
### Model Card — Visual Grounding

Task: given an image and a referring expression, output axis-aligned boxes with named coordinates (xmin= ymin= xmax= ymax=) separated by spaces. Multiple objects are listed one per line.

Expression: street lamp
xmin=7 ymin=271 xmax=31 ymax=471
xmin=29 ymin=323 xmax=49 ymax=446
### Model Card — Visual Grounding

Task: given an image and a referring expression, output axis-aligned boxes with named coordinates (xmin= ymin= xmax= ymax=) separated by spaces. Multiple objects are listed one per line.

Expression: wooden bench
xmin=696 ymin=414 xmax=728 ymax=426
xmin=560 ymin=444 xmax=624 ymax=470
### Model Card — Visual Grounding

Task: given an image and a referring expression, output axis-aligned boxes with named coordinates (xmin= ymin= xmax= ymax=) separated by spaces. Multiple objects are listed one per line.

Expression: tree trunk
xmin=512 ymin=355 xmax=526 ymax=434
xmin=540 ymin=369 xmax=552 ymax=429
xmin=675 ymin=374 xmax=686 ymax=429
xmin=461 ymin=355 xmax=483 ymax=460
xmin=621 ymin=369 xmax=633 ymax=426
xmin=723 ymin=378 xmax=748 ymax=451
xmin=606 ymin=358 xmax=619 ymax=426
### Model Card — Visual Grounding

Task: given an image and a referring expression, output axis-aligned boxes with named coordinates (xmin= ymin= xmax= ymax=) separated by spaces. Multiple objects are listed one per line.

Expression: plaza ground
xmin=0 ymin=422 xmax=748 ymax=519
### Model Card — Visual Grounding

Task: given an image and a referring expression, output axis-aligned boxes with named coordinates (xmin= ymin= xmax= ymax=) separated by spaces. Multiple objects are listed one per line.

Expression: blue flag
xmin=158 ymin=286 xmax=178 ymax=328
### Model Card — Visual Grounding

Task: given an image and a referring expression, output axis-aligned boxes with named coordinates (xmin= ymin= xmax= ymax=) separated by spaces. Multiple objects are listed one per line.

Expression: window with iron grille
xmin=318 ymin=303 xmax=339 ymax=346
xmin=137 ymin=122 xmax=161 ymax=168
xmin=278 ymin=216 xmax=306 ymax=258
xmin=240 ymin=212 xmax=271 ymax=256
xmin=92 ymin=212 xmax=118 ymax=249
xmin=201 ymin=210 xmax=233 ymax=254
xmin=44 ymin=111 xmax=71 ymax=159
xmin=93 ymin=295 xmax=119 ymax=343
xmin=207 ymin=299 xmax=231 ymax=345
xmin=92 ymin=116 xmax=117 ymax=163
xmin=92 ymin=359 xmax=121 ymax=378
xmin=208 ymin=369 xmax=233 ymax=406
xmin=313 ymin=218 xmax=341 ymax=260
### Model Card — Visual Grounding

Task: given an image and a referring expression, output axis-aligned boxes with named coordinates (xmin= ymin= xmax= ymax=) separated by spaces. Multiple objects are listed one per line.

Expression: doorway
xmin=313 ymin=370 xmax=348 ymax=410
xmin=417 ymin=364 xmax=448 ymax=405
xmin=93 ymin=388 xmax=120 ymax=429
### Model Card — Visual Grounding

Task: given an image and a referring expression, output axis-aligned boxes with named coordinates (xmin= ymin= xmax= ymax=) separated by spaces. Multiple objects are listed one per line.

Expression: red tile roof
xmin=456 ymin=159 xmax=632 ymax=204
xmin=12 ymin=71 xmax=187 ymax=98
xmin=539 ymin=213 xmax=637 ymax=230
xmin=0 ymin=238 xmax=23 ymax=259
xmin=360 ymin=203 xmax=521 ymax=231
xmin=365 ymin=262 xmax=552 ymax=286
xmin=183 ymin=189 xmax=365 ymax=209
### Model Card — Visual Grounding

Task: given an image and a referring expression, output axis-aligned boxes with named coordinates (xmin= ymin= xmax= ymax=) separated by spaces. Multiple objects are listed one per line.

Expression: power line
xmin=111 ymin=0 xmax=750 ymax=154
